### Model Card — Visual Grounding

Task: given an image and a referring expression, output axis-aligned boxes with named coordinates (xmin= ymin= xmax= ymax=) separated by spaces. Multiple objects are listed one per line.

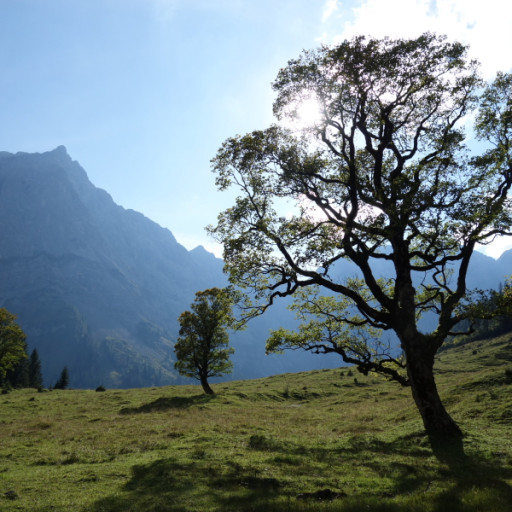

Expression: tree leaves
xmin=174 ymin=288 xmax=236 ymax=390
xmin=209 ymin=33 xmax=512 ymax=382
xmin=0 ymin=308 xmax=27 ymax=382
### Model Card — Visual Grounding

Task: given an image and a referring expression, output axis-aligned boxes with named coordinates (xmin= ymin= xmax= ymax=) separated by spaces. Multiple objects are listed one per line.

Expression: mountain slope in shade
xmin=0 ymin=147 xmax=229 ymax=387
xmin=497 ymin=248 xmax=512 ymax=273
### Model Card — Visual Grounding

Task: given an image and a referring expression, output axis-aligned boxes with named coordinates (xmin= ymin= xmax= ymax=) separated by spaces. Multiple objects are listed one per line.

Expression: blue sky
xmin=1 ymin=0 xmax=511 ymax=257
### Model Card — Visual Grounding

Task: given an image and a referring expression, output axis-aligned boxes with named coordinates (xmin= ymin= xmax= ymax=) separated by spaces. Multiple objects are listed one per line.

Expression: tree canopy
xmin=0 ymin=308 xmax=27 ymax=384
xmin=174 ymin=288 xmax=236 ymax=395
xmin=209 ymin=34 xmax=512 ymax=447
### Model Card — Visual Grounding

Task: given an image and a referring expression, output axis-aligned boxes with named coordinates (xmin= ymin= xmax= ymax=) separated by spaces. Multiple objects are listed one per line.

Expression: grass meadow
xmin=1 ymin=333 xmax=512 ymax=511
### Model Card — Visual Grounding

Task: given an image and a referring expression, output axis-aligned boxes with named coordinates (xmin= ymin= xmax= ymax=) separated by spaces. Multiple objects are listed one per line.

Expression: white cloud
xmin=477 ymin=238 xmax=512 ymax=260
xmin=331 ymin=0 xmax=512 ymax=78
xmin=322 ymin=0 xmax=340 ymax=22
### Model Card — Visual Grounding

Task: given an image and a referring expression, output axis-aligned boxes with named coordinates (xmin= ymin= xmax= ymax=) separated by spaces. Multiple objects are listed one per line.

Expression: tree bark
xmin=405 ymin=335 xmax=464 ymax=461
xmin=407 ymin=352 xmax=461 ymax=437
xmin=200 ymin=374 xmax=215 ymax=395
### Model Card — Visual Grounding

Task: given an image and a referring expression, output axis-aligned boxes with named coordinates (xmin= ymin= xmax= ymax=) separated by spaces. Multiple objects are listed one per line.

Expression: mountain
xmin=0 ymin=147 xmax=222 ymax=387
xmin=498 ymin=248 xmax=512 ymax=274
xmin=0 ymin=147 xmax=509 ymax=388
xmin=0 ymin=147 xmax=340 ymax=388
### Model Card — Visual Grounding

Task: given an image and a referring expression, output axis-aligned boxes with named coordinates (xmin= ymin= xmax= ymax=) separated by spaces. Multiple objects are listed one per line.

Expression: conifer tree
xmin=54 ymin=366 xmax=69 ymax=390
xmin=29 ymin=349 xmax=43 ymax=388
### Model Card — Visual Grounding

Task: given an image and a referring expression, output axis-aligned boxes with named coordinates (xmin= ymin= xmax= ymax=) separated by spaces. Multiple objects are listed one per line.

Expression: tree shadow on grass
xmin=289 ymin=432 xmax=512 ymax=511
xmin=88 ymin=457 xmax=283 ymax=512
xmin=356 ymin=435 xmax=512 ymax=511
xmin=119 ymin=394 xmax=214 ymax=414
xmin=429 ymin=453 xmax=512 ymax=512
xmin=87 ymin=432 xmax=512 ymax=512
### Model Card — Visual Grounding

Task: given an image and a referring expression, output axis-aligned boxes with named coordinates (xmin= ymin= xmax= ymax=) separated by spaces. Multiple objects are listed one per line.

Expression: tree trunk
xmin=407 ymin=353 xmax=461 ymax=437
xmin=200 ymin=374 xmax=215 ymax=395
xmin=405 ymin=338 xmax=464 ymax=461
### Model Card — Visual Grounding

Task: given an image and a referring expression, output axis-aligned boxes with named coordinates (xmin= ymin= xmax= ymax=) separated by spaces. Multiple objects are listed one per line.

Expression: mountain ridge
xmin=0 ymin=147 xmax=224 ymax=387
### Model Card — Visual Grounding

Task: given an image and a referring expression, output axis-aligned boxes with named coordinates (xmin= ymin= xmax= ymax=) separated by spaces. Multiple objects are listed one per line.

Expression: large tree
xmin=0 ymin=308 xmax=27 ymax=385
xmin=174 ymin=288 xmax=236 ymax=395
xmin=209 ymin=34 xmax=512 ymax=447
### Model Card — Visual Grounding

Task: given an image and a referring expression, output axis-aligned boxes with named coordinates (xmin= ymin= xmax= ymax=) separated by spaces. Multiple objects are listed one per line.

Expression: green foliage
xmin=6 ymin=354 xmax=30 ymax=388
xmin=454 ymin=278 xmax=512 ymax=345
xmin=0 ymin=308 xmax=27 ymax=383
xmin=3 ymin=345 xmax=45 ymax=391
xmin=267 ymin=286 xmax=409 ymax=385
xmin=495 ymin=277 xmax=512 ymax=318
xmin=174 ymin=288 xmax=236 ymax=394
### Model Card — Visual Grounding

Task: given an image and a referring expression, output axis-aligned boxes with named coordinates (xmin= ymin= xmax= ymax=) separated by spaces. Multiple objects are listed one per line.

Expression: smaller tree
xmin=174 ymin=288 xmax=236 ymax=395
xmin=0 ymin=308 xmax=27 ymax=385
xmin=498 ymin=278 xmax=512 ymax=318
xmin=29 ymin=349 xmax=44 ymax=388
xmin=54 ymin=366 xmax=69 ymax=390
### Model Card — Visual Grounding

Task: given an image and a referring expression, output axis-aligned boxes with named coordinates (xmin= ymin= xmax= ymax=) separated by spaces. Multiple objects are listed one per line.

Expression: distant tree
xmin=54 ymin=366 xmax=69 ymax=390
xmin=29 ymin=349 xmax=44 ymax=388
xmin=174 ymin=288 xmax=236 ymax=395
xmin=209 ymin=33 xmax=512 ymax=450
xmin=500 ymin=278 xmax=512 ymax=318
xmin=0 ymin=308 xmax=27 ymax=385
xmin=463 ymin=277 xmax=512 ymax=340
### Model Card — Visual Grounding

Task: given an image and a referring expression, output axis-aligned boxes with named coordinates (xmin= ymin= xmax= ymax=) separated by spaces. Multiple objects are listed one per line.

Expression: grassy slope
xmin=1 ymin=333 xmax=512 ymax=512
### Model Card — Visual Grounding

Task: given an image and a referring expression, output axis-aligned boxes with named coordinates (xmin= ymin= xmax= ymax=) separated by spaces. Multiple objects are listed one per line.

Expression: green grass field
xmin=1 ymin=332 xmax=512 ymax=511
